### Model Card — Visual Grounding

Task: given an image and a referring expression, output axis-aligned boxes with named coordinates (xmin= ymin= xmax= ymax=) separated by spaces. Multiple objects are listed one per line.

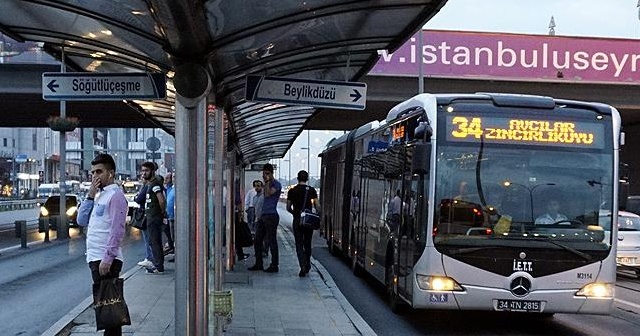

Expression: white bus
xmin=320 ymin=93 xmax=620 ymax=315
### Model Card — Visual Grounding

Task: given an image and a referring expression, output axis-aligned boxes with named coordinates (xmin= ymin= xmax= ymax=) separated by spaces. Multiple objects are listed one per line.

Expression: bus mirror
xmin=411 ymin=144 xmax=430 ymax=175
xmin=414 ymin=122 xmax=432 ymax=142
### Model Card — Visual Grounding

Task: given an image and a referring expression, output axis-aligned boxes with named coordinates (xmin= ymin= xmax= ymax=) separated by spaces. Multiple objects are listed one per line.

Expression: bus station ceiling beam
xmin=0 ymin=0 xmax=451 ymax=163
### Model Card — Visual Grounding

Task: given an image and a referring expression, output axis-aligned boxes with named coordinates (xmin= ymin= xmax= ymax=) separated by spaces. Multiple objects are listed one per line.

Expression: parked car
xmin=39 ymin=195 xmax=81 ymax=228
xmin=601 ymin=210 xmax=640 ymax=277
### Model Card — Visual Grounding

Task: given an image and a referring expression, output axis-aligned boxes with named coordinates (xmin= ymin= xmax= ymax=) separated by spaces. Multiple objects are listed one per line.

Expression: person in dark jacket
xmin=286 ymin=170 xmax=320 ymax=277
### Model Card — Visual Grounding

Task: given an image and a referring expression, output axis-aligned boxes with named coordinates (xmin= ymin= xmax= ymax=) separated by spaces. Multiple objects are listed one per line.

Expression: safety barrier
xmin=0 ymin=199 xmax=42 ymax=212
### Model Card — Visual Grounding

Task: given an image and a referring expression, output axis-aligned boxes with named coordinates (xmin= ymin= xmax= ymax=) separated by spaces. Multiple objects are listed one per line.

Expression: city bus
xmin=320 ymin=93 xmax=621 ymax=315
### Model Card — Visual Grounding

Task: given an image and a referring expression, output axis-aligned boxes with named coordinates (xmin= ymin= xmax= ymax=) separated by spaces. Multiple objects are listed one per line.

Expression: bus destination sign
xmin=446 ymin=116 xmax=605 ymax=149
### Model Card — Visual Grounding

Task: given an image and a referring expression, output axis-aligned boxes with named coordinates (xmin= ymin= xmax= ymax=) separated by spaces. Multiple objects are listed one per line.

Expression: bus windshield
xmin=433 ymin=111 xmax=614 ymax=262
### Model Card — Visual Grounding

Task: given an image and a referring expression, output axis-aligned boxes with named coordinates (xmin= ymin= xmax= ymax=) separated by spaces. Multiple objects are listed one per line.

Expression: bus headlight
xmin=66 ymin=206 xmax=78 ymax=216
xmin=575 ymin=283 xmax=614 ymax=298
xmin=40 ymin=207 xmax=49 ymax=217
xmin=416 ymin=274 xmax=464 ymax=291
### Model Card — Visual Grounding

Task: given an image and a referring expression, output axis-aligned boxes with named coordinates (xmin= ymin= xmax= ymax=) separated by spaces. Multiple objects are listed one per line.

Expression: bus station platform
xmin=44 ymin=208 xmax=376 ymax=336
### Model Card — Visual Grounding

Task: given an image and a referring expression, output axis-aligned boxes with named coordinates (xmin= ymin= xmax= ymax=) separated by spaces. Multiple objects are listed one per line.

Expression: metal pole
xmin=195 ymin=99 xmax=208 ymax=336
xmin=19 ymin=220 xmax=27 ymax=248
xmin=213 ymin=105 xmax=225 ymax=335
xmin=175 ymin=98 xmax=209 ymax=335
xmin=175 ymin=96 xmax=195 ymax=335
xmin=288 ymin=150 xmax=291 ymax=186
xmin=418 ymin=28 xmax=424 ymax=94
xmin=225 ymin=152 xmax=233 ymax=271
xmin=307 ymin=130 xmax=310 ymax=174
xmin=58 ymin=46 xmax=68 ymax=240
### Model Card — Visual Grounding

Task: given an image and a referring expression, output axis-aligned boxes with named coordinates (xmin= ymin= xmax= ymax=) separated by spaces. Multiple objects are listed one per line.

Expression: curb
xmin=279 ymin=221 xmax=376 ymax=336
xmin=311 ymin=258 xmax=377 ymax=336
xmin=40 ymin=265 xmax=142 ymax=336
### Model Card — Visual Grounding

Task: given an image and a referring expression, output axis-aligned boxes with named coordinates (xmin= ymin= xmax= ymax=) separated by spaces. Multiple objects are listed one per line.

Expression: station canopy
xmin=0 ymin=0 xmax=448 ymax=164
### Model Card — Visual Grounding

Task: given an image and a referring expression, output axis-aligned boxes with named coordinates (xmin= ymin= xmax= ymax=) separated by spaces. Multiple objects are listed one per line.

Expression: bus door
xmin=351 ymin=169 xmax=365 ymax=261
xmin=397 ymin=157 xmax=419 ymax=297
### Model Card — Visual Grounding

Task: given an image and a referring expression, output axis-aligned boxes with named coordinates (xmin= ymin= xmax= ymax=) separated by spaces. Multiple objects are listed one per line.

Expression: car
xmin=39 ymin=195 xmax=81 ymax=228
xmin=600 ymin=210 xmax=640 ymax=278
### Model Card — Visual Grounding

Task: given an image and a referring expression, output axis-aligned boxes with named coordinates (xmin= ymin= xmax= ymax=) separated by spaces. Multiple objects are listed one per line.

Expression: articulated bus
xmin=320 ymin=93 xmax=621 ymax=315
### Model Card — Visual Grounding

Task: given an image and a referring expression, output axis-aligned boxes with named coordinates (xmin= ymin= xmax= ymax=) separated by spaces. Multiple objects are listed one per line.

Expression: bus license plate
xmin=495 ymin=299 xmax=542 ymax=312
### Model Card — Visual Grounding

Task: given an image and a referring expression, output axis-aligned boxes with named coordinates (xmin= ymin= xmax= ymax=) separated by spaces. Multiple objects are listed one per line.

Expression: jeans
xmin=254 ymin=214 xmax=279 ymax=267
xmin=142 ymin=229 xmax=153 ymax=260
xmin=292 ymin=214 xmax=313 ymax=271
xmin=168 ymin=219 xmax=175 ymax=249
xmin=147 ymin=215 xmax=165 ymax=271
xmin=89 ymin=259 xmax=123 ymax=336
xmin=163 ymin=219 xmax=174 ymax=250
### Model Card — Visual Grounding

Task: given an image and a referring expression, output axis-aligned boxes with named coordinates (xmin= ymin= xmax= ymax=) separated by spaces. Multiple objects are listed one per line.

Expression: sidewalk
xmin=44 ymin=211 xmax=376 ymax=336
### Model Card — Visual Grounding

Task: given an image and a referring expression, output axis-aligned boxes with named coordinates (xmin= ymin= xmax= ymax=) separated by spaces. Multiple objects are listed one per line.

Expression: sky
xmin=425 ymin=0 xmax=640 ymax=39
xmin=278 ymin=1 xmax=640 ymax=181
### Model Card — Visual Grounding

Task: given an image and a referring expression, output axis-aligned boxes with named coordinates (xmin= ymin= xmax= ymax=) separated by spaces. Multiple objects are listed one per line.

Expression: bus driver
xmin=535 ymin=199 xmax=568 ymax=225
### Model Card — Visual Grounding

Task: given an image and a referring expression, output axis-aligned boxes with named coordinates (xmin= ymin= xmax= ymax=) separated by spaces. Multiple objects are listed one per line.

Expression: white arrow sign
xmin=42 ymin=72 xmax=166 ymax=101
xmin=245 ymin=75 xmax=367 ymax=110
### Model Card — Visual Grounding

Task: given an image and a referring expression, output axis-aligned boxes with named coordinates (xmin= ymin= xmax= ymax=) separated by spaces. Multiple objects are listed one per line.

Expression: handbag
xmin=131 ymin=207 xmax=146 ymax=230
xmin=300 ymin=186 xmax=321 ymax=230
xmin=236 ymin=220 xmax=254 ymax=247
xmin=93 ymin=278 xmax=131 ymax=331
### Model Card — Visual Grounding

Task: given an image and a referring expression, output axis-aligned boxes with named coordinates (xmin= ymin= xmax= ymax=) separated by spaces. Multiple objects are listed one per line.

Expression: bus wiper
xmin=534 ymin=237 xmax=592 ymax=262
xmin=447 ymin=246 xmax=501 ymax=256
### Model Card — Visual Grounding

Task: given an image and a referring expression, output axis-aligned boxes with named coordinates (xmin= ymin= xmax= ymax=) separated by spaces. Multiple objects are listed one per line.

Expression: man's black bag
xmin=130 ymin=207 xmax=146 ymax=230
xmin=301 ymin=210 xmax=321 ymax=230
xmin=93 ymin=278 xmax=131 ymax=331
xmin=237 ymin=220 xmax=254 ymax=247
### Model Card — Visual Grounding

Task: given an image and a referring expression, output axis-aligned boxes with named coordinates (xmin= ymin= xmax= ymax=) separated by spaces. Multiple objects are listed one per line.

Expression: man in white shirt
xmin=535 ymin=199 xmax=568 ymax=225
xmin=244 ymin=180 xmax=261 ymax=232
xmin=77 ymin=153 xmax=128 ymax=335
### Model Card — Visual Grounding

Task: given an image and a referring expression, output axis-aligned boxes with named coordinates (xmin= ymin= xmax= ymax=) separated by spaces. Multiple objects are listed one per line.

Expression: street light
xmin=503 ymin=181 xmax=556 ymax=222
xmin=299 ymin=129 xmax=311 ymax=174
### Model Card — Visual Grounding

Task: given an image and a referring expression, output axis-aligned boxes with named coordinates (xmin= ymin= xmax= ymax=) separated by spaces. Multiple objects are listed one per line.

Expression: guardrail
xmin=0 ymin=199 xmax=43 ymax=212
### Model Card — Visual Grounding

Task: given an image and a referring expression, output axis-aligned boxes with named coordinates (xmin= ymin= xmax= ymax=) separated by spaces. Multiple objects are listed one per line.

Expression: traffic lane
xmin=0 ymin=227 xmax=145 ymax=336
xmin=312 ymin=244 xmax=640 ymax=336
xmin=0 ymin=207 xmax=39 ymax=231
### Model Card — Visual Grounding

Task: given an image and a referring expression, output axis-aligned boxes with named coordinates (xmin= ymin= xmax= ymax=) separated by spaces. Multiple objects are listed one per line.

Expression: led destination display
xmin=446 ymin=116 xmax=605 ymax=149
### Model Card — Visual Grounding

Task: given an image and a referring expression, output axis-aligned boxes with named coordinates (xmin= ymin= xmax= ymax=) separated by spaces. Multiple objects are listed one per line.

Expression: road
xmin=312 ymin=240 xmax=640 ymax=335
xmin=0 ymin=227 xmax=145 ymax=336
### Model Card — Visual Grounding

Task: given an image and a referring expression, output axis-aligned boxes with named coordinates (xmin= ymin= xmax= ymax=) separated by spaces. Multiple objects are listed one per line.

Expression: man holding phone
xmin=77 ymin=153 xmax=128 ymax=335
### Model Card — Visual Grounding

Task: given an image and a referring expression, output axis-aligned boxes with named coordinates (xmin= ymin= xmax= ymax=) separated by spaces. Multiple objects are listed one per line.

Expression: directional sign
xmin=42 ymin=72 xmax=166 ymax=101
xmin=245 ymin=75 xmax=367 ymax=110
xmin=15 ymin=154 xmax=28 ymax=163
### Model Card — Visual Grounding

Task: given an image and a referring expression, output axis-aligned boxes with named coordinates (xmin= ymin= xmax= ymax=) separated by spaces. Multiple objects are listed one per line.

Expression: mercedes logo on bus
xmin=510 ymin=276 xmax=532 ymax=297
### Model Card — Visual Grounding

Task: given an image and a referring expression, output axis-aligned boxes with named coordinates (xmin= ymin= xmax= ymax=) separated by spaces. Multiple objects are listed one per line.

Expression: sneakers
xmin=264 ymin=265 xmax=279 ymax=273
xmin=145 ymin=266 xmax=164 ymax=274
xmin=238 ymin=254 xmax=249 ymax=261
xmin=247 ymin=264 xmax=263 ymax=271
xmin=137 ymin=259 xmax=153 ymax=268
xmin=165 ymin=253 xmax=175 ymax=262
